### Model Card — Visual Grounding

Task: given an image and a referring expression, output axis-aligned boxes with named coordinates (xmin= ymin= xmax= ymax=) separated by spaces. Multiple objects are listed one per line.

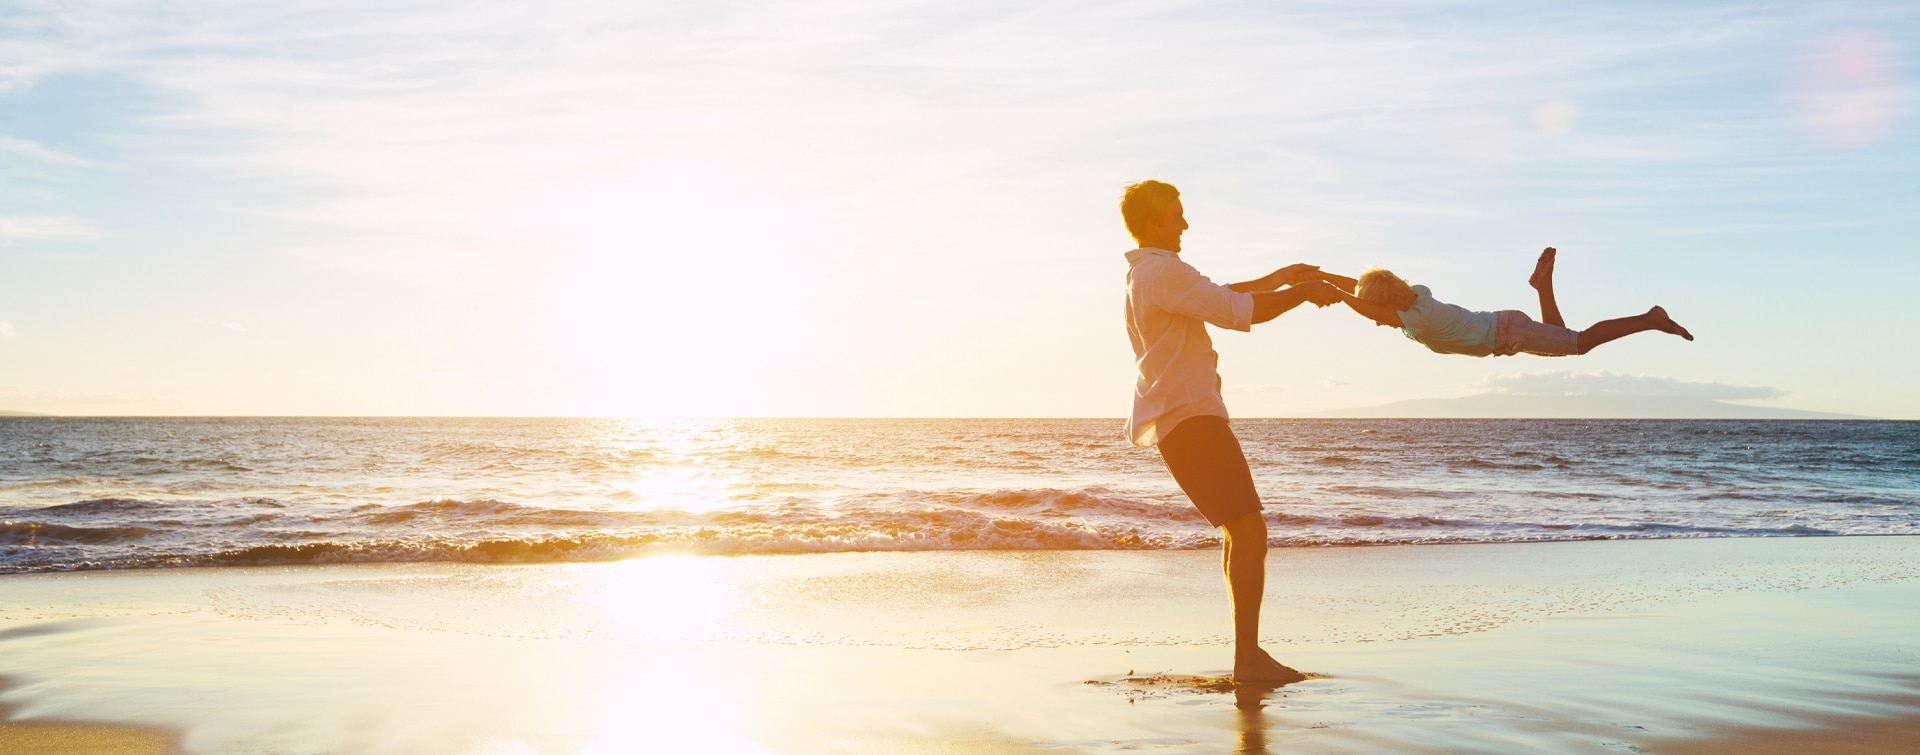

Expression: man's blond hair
xmin=1356 ymin=268 xmax=1415 ymax=309
xmin=1119 ymin=180 xmax=1180 ymax=243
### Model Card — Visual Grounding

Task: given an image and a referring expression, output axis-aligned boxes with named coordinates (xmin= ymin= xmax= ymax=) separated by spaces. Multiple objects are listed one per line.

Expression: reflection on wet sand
xmin=1234 ymin=686 xmax=1270 ymax=754
xmin=1081 ymin=670 xmax=1309 ymax=753
xmin=579 ymin=656 xmax=764 ymax=755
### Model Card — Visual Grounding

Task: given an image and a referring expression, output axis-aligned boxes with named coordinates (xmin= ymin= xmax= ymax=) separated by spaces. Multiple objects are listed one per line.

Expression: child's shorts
xmin=1494 ymin=310 xmax=1579 ymax=356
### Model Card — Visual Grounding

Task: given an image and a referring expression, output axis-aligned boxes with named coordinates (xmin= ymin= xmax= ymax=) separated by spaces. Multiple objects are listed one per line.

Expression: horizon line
xmin=0 ymin=414 xmax=1898 ymax=421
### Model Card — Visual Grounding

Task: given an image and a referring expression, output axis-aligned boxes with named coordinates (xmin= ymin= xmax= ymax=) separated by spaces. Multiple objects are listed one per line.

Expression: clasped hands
xmin=1267 ymin=263 xmax=1346 ymax=308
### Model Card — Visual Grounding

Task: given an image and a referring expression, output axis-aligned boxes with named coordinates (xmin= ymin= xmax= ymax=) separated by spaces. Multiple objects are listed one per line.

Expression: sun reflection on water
xmin=587 ymin=556 xmax=739 ymax=642
xmin=605 ymin=420 xmax=746 ymax=514
xmin=613 ymin=466 xmax=739 ymax=514
xmin=580 ymin=556 xmax=767 ymax=753
xmin=581 ymin=654 xmax=770 ymax=755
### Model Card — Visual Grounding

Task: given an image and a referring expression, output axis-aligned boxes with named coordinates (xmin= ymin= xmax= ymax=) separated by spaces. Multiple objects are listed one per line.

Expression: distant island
xmin=0 ymin=410 xmax=49 ymax=416
xmin=1299 ymin=394 xmax=1869 ymax=420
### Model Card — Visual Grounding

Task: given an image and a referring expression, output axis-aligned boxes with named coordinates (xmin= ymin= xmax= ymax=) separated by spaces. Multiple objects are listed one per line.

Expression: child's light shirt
xmin=1399 ymin=284 xmax=1498 ymax=357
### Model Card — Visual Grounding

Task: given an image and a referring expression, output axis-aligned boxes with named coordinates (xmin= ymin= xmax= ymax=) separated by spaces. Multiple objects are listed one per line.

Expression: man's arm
xmin=1229 ymin=263 xmax=1323 ymax=293
xmin=1251 ymin=280 xmax=1342 ymax=324
xmin=1335 ymin=292 xmax=1404 ymax=328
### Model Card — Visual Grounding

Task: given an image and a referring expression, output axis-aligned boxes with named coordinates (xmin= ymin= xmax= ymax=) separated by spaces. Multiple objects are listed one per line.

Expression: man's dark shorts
xmin=1155 ymin=415 xmax=1263 ymax=527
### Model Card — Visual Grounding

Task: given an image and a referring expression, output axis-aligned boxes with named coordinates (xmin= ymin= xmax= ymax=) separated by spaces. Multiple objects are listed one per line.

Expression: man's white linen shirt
xmin=1123 ymin=247 xmax=1255 ymax=447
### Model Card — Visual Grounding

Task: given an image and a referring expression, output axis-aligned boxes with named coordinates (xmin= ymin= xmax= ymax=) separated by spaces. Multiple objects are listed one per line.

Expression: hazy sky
xmin=1 ymin=1 xmax=1915 ymax=417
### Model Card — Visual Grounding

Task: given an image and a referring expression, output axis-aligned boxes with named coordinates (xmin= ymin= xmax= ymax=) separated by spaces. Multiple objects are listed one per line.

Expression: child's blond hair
xmin=1356 ymin=268 xmax=1415 ymax=310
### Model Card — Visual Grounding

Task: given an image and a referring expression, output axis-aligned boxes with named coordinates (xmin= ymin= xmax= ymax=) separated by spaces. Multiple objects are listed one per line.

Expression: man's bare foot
xmin=1233 ymin=648 xmax=1307 ymax=686
xmin=1649 ymin=306 xmax=1693 ymax=341
xmin=1529 ymin=247 xmax=1556 ymax=291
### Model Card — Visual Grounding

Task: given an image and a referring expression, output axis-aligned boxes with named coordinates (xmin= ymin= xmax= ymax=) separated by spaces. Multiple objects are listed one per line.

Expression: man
xmin=1120 ymin=179 xmax=1340 ymax=684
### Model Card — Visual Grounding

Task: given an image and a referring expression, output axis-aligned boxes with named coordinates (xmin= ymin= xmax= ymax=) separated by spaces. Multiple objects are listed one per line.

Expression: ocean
xmin=1 ymin=417 xmax=1915 ymax=573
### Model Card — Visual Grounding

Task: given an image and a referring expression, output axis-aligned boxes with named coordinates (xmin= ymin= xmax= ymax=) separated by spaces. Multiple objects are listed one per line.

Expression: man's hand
xmin=1272 ymin=263 xmax=1322 ymax=287
xmin=1230 ymin=263 xmax=1323 ymax=294
xmin=1249 ymin=279 xmax=1343 ymax=323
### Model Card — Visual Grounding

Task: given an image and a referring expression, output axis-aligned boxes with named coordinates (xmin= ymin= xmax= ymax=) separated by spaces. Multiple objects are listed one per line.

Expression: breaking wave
xmin=0 ymin=486 xmax=1890 ymax=573
xmin=2 ymin=417 xmax=1915 ymax=573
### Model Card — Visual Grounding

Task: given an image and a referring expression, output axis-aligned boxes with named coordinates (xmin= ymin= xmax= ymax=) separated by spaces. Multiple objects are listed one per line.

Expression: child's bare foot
xmin=1529 ymin=247 xmax=1556 ymax=291
xmin=1233 ymin=648 xmax=1307 ymax=686
xmin=1649 ymin=306 xmax=1693 ymax=341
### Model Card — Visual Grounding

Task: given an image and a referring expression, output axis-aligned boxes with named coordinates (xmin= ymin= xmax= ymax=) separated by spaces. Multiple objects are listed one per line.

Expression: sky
xmin=0 ymin=0 xmax=1915 ymax=418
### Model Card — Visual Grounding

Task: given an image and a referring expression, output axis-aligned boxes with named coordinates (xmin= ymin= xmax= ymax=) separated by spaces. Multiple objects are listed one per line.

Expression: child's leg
xmin=1575 ymin=306 xmax=1693 ymax=354
xmin=1529 ymin=247 xmax=1565 ymax=328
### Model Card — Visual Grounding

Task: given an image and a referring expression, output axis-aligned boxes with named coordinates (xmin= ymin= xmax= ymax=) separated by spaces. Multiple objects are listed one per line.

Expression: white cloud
xmin=0 ymin=216 xmax=100 ymax=240
xmin=0 ymin=321 xmax=13 ymax=338
xmin=4 ymin=0 xmax=1883 ymax=286
xmin=0 ymin=134 xmax=99 ymax=167
xmin=1477 ymin=370 xmax=1784 ymax=400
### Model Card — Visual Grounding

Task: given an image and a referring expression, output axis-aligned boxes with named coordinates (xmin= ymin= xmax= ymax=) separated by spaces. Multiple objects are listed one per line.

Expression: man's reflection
xmin=1234 ymin=685 xmax=1270 ymax=754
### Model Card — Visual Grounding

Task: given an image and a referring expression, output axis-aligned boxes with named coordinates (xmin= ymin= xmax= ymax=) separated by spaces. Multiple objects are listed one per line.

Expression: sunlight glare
xmin=580 ymin=558 xmax=766 ymax=752
xmin=615 ymin=466 xmax=738 ymax=513
xmin=582 ymin=654 xmax=768 ymax=755
xmin=588 ymin=556 xmax=739 ymax=642
xmin=536 ymin=165 xmax=824 ymax=416
xmin=1786 ymin=30 xmax=1905 ymax=150
xmin=1535 ymin=100 xmax=1576 ymax=137
xmin=608 ymin=420 xmax=743 ymax=513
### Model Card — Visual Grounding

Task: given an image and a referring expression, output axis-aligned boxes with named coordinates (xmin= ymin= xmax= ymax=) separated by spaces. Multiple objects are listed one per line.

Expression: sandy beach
xmin=4 ymin=536 xmax=1920 ymax=753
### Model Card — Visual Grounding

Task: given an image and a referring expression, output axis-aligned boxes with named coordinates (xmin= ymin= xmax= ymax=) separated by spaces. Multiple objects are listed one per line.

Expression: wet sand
xmin=0 ymin=722 xmax=180 ymax=755
xmin=4 ymin=536 xmax=1920 ymax=753
xmin=1654 ymin=712 xmax=1920 ymax=755
xmin=0 ymin=682 xmax=182 ymax=755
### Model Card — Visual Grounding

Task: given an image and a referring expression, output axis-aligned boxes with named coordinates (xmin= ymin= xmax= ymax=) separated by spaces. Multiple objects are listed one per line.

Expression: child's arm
xmin=1228 ymin=263 xmax=1323 ymax=293
xmin=1336 ymin=292 xmax=1403 ymax=329
xmin=1313 ymin=271 xmax=1358 ymax=294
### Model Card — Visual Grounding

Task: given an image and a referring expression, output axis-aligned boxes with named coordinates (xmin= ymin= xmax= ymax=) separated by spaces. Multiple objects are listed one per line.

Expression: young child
xmin=1331 ymin=247 xmax=1692 ymax=357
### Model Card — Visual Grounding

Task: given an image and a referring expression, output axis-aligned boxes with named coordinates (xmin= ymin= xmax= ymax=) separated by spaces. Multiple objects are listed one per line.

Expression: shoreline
xmin=11 ymin=530 xmax=1920 ymax=577
xmin=5 ymin=537 xmax=1920 ymax=752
